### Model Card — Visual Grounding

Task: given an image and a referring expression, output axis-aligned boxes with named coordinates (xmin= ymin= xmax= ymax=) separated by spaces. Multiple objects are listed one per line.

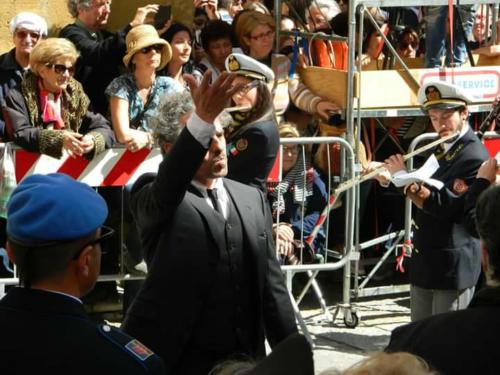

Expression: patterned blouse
xmin=105 ymin=73 xmax=182 ymax=132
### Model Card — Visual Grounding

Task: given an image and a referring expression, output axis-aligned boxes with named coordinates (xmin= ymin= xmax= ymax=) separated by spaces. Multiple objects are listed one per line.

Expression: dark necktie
xmin=207 ymin=188 xmax=222 ymax=215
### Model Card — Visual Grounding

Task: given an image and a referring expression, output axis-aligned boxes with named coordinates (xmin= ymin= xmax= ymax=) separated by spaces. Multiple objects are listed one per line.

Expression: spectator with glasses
xmin=396 ymin=27 xmax=420 ymax=59
xmin=60 ymin=0 xmax=160 ymax=115
xmin=0 ymin=12 xmax=48 ymax=140
xmin=3 ymin=38 xmax=114 ymax=159
xmin=234 ymin=11 xmax=339 ymax=121
xmin=0 ymin=173 xmax=165 ymax=374
xmin=269 ymin=122 xmax=328 ymax=265
xmin=106 ymin=25 xmax=181 ymax=153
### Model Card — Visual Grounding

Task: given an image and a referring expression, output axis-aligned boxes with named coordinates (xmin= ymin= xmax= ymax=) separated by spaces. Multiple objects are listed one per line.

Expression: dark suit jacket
xmin=122 ymin=127 xmax=297 ymax=373
xmin=411 ymin=128 xmax=489 ymax=290
xmin=0 ymin=288 xmax=164 ymax=374
xmin=387 ymin=286 xmax=500 ymax=375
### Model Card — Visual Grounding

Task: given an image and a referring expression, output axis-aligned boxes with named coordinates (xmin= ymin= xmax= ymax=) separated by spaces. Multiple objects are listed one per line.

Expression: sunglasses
xmin=250 ymin=30 xmax=274 ymax=41
xmin=400 ymin=41 xmax=418 ymax=50
xmin=140 ymin=44 xmax=164 ymax=54
xmin=72 ymin=226 xmax=115 ymax=259
xmin=15 ymin=30 xmax=41 ymax=40
xmin=46 ymin=63 xmax=75 ymax=76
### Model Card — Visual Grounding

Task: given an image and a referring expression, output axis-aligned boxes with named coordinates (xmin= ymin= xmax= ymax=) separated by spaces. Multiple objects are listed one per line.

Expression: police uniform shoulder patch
xmin=98 ymin=324 xmax=155 ymax=363
xmin=236 ymin=138 xmax=248 ymax=151
xmin=125 ymin=339 xmax=154 ymax=361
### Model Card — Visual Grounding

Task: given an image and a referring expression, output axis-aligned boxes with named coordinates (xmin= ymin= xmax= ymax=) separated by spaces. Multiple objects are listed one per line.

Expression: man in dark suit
xmin=383 ymin=81 xmax=489 ymax=321
xmin=386 ymin=185 xmax=500 ymax=375
xmin=122 ymin=71 xmax=298 ymax=374
xmin=0 ymin=173 xmax=164 ymax=374
xmin=59 ymin=0 xmax=159 ymax=115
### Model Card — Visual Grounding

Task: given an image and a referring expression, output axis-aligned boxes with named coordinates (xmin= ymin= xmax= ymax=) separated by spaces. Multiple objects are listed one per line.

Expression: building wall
xmin=0 ymin=0 xmax=192 ymax=54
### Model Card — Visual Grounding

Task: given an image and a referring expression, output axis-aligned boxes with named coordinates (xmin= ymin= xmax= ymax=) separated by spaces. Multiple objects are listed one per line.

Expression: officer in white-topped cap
xmin=0 ymin=173 xmax=165 ymax=374
xmin=381 ymin=80 xmax=489 ymax=321
xmin=0 ymin=12 xmax=48 ymax=139
xmin=223 ymin=52 xmax=279 ymax=192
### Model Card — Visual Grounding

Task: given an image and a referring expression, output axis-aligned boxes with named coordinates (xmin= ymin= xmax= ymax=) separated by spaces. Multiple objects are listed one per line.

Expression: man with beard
xmin=122 ymin=71 xmax=297 ymax=375
xmin=382 ymin=81 xmax=489 ymax=321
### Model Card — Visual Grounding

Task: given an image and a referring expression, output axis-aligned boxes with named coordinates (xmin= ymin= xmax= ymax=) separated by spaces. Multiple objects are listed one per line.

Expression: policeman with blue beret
xmin=0 ymin=173 xmax=165 ymax=374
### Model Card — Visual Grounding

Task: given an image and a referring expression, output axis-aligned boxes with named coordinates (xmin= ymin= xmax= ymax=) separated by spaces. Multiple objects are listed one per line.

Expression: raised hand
xmin=184 ymin=70 xmax=244 ymax=124
xmin=130 ymin=4 xmax=160 ymax=27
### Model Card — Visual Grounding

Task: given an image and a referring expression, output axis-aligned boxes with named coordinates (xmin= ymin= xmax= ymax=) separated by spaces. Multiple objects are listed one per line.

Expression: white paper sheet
xmin=391 ymin=154 xmax=444 ymax=190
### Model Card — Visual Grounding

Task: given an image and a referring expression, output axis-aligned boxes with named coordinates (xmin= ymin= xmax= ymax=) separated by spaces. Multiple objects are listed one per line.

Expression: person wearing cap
xmin=0 ymin=173 xmax=165 ymax=374
xmin=386 ymin=185 xmax=500 ymax=375
xmin=121 ymin=73 xmax=297 ymax=375
xmin=106 ymin=24 xmax=181 ymax=153
xmin=59 ymin=1 xmax=161 ymax=115
xmin=223 ymin=52 xmax=279 ymax=192
xmin=379 ymin=81 xmax=489 ymax=321
xmin=0 ymin=12 xmax=48 ymax=140
xmin=2 ymin=38 xmax=114 ymax=159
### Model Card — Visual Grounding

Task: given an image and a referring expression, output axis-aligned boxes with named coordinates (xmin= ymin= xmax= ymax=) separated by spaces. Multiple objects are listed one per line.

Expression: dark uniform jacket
xmin=387 ymin=285 xmax=500 ymax=375
xmin=122 ymin=127 xmax=297 ymax=374
xmin=226 ymin=117 xmax=279 ymax=192
xmin=0 ymin=48 xmax=24 ymax=138
xmin=0 ymin=287 xmax=165 ymax=374
xmin=59 ymin=22 xmax=130 ymax=115
xmin=411 ymin=128 xmax=488 ymax=290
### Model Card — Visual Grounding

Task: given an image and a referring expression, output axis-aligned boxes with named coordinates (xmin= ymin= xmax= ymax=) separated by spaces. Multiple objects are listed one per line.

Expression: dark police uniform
xmin=0 ymin=288 xmax=164 ymax=374
xmin=410 ymin=127 xmax=489 ymax=291
xmin=387 ymin=286 xmax=500 ymax=375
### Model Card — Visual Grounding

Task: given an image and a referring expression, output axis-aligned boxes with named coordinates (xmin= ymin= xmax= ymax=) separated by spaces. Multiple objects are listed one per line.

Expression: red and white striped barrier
xmin=13 ymin=146 xmax=163 ymax=187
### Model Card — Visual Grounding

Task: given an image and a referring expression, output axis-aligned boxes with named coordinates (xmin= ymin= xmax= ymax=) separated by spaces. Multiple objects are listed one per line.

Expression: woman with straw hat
xmin=106 ymin=24 xmax=182 ymax=153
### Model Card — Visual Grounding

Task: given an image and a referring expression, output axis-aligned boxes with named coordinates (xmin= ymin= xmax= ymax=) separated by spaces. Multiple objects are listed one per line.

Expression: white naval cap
xmin=418 ymin=81 xmax=472 ymax=111
xmin=225 ymin=53 xmax=275 ymax=82
xmin=9 ymin=12 xmax=48 ymax=37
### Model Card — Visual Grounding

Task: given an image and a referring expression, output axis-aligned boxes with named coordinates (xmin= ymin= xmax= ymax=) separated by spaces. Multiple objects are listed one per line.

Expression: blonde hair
xmin=234 ymin=11 xmax=275 ymax=52
xmin=243 ymin=2 xmax=271 ymax=15
xmin=278 ymin=122 xmax=300 ymax=138
xmin=30 ymin=38 xmax=79 ymax=76
xmin=320 ymin=352 xmax=437 ymax=375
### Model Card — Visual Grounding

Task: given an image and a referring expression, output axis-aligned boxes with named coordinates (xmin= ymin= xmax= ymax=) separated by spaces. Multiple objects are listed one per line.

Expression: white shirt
xmin=187 ymin=112 xmax=229 ymax=220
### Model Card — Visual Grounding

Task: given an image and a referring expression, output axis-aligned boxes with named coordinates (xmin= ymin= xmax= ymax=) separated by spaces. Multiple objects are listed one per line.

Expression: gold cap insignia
xmin=227 ymin=55 xmax=240 ymax=72
xmin=425 ymin=86 xmax=441 ymax=102
xmin=236 ymin=138 xmax=248 ymax=151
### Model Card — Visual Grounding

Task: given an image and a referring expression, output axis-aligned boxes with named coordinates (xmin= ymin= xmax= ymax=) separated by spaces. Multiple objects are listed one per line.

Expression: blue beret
xmin=7 ymin=173 xmax=108 ymax=246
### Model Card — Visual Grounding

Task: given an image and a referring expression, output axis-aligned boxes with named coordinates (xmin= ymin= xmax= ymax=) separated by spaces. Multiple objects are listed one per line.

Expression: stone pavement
xmin=299 ymin=291 xmax=411 ymax=374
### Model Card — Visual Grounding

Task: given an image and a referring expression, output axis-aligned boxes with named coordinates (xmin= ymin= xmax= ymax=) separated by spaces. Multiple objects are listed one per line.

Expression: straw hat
xmin=123 ymin=25 xmax=172 ymax=70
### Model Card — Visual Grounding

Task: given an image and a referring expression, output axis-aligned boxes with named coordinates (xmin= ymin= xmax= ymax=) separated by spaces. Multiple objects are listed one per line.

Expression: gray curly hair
xmin=67 ymin=0 xmax=95 ymax=18
xmin=149 ymin=91 xmax=195 ymax=152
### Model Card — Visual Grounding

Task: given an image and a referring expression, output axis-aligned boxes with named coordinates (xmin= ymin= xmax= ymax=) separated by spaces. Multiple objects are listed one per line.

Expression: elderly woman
xmin=224 ymin=53 xmax=279 ymax=192
xmin=106 ymin=24 xmax=182 ymax=152
xmin=234 ymin=10 xmax=338 ymax=120
xmin=3 ymin=38 xmax=113 ymax=159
